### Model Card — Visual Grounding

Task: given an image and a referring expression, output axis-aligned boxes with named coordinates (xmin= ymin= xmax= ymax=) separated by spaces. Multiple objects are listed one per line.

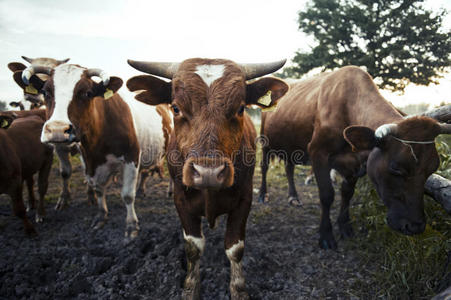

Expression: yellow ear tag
xmin=257 ymin=90 xmax=272 ymax=106
xmin=25 ymin=84 xmax=38 ymax=95
xmin=1 ymin=119 xmax=9 ymax=128
xmin=261 ymin=103 xmax=277 ymax=112
xmin=104 ymin=89 xmax=114 ymax=100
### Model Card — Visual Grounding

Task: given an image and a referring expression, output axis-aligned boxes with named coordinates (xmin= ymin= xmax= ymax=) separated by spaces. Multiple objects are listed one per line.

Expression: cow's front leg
xmin=55 ymin=145 xmax=72 ymax=210
xmin=338 ymin=176 xmax=357 ymax=238
xmin=181 ymin=216 xmax=203 ymax=300
xmin=225 ymin=200 xmax=251 ymax=300
xmin=91 ymin=184 xmax=108 ymax=230
xmin=311 ymin=151 xmax=336 ymax=250
xmin=122 ymin=162 xmax=140 ymax=241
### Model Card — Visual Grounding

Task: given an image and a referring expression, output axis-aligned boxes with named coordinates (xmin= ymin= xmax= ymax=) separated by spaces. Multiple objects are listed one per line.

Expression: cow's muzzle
xmin=183 ymin=156 xmax=234 ymax=189
xmin=41 ymin=120 xmax=76 ymax=143
xmin=387 ymin=214 xmax=426 ymax=235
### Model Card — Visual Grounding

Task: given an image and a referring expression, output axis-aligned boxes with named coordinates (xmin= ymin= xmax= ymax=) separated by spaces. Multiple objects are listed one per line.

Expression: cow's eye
xmin=172 ymin=104 xmax=180 ymax=115
xmin=84 ymin=91 xmax=93 ymax=98
xmin=237 ymin=105 xmax=245 ymax=116
xmin=41 ymin=90 xmax=47 ymax=97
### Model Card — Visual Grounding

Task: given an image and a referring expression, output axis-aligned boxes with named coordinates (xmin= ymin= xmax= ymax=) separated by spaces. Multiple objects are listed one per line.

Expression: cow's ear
xmin=343 ymin=126 xmax=378 ymax=151
xmin=126 ymin=75 xmax=172 ymax=105
xmin=13 ymin=71 xmax=45 ymax=92
xmin=246 ymin=77 xmax=288 ymax=108
xmin=8 ymin=62 xmax=26 ymax=72
xmin=0 ymin=115 xmax=15 ymax=129
xmin=105 ymin=76 xmax=123 ymax=93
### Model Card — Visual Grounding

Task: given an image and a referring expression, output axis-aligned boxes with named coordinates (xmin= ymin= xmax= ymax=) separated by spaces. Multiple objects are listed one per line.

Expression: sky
xmin=0 ymin=0 xmax=450 ymax=108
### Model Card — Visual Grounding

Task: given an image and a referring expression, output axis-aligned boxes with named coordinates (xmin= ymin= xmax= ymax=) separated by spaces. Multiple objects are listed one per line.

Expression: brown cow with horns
xmin=127 ymin=58 xmax=288 ymax=300
xmin=258 ymin=65 xmax=451 ymax=250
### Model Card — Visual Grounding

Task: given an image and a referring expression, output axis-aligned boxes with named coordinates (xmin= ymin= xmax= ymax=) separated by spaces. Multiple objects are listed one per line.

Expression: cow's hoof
xmin=230 ymin=289 xmax=249 ymax=300
xmin=54 ymin=199 xmax=68 ymax=211
xmin=124 ymin=222 xmax=140 ymax=242
xmin=288 ymin=196 xmax=302 ymax=207
xmin=167 ymin=191 xmax=173 ymax=198
xmin=182 ymin=287 xmax=200 ymax=300
xmin=91 ymin=216 xmax=107 ymax=230
xmin=35 ymin=214 xmax=44 ymax=223
xmin=319 ymin=236 xmax=337 ymax=250
xmin=257 ymin=193 xmax=269 ymax=203
xmin=339 ymin=222 xmax=354 ymax=239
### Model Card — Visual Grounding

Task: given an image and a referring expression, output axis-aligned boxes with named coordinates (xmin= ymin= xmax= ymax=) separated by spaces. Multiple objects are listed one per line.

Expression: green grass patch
xmin=347 ymin=135 xmax=451 ymax=299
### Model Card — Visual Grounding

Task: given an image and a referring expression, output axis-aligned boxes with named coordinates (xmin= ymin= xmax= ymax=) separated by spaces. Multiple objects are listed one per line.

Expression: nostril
xmin=217 ymin=164 xmax=226 ymax=180
xmin=192 ymin=163 xmax=202 ymax=178
xmin=64 ymin=124 xmax=73 ymax=135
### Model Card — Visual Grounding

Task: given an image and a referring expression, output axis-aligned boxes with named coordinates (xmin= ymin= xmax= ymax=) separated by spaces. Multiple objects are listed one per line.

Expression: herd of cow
xmin=1 ymin=56 xmax=450 ymax=299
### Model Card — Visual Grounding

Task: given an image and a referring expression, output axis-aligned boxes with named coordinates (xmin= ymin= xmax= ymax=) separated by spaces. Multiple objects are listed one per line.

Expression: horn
xmin=21 ymin=56 xmax=34 ymax=64
xmin=419 ymin=104 xmax=451 ymax=123
xmin=57 ymin=58 xmax=70 ymax=65
xmin=440 ymin=123 xmax=451 ymax=134
xmin=21 ymin=65 xmax=52 ymax=85
xmin=87 ymin=68 xmax=110 ymax=86
xmin=375 ymin=123 xmax=398 ymax=138
xmin=127 ymin=59 xmax=179 ymax=79
xmin=239 ymin=59 xmax=287 ymax=80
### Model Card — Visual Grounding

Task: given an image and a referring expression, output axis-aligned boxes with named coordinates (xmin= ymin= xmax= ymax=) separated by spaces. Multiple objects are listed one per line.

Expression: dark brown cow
xmin=127 ymin=58 xmax=288 ymax=299
xmin=18 ymin=63 xmax=169 ymax=241
xmin=0 ymin=109 xmax=47 ymax=211
xmin=0 ymin=113 xmax=53 ymax=234
xmin=259 ymin=66 xmax=451 ymax=250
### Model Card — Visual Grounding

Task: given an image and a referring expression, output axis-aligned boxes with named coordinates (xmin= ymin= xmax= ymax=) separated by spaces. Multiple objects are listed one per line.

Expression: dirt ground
xmin=0 ymin=156 xmax=380 ymax=300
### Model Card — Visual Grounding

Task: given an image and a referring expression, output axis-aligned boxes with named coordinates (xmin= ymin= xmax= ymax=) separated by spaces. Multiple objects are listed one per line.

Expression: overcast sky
xmin=1 ymin=0 xmax=450 ymax=107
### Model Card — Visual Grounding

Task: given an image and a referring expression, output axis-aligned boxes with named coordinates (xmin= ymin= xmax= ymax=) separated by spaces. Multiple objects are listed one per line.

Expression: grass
xmin=345 ymin=137 xmax=451 ymax=299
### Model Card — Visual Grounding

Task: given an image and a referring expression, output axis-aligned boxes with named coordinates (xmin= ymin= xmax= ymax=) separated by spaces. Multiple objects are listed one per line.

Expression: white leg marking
xmin=226 ymin=240 xmax=244 ymax=260
xmin=122 ymin=161 xmax=139 ymax=224
xmin=195 ymin=64 xmax=225 ymax=87
xmin=226 ymin=240 xmax=246 ymax=288
xmin=183 ymin=230 xmax=205 ymax=253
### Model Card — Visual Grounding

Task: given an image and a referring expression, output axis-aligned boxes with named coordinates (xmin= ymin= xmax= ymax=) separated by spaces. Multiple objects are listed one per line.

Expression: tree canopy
xmin=282 ymin=0 xmax=451 ymax=92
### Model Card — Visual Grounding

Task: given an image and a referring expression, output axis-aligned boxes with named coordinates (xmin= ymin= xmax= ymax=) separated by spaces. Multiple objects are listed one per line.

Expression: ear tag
xmin=25 ymin=84 xmax=38 ymax=95
xmin=104 ymin=89 xmax=114 ymax=100
xmin=257 ymin=90 xmax=272 ymax=106
xmin=261 ymin=102 xmax=277 ymax=112
xmin=1 ymin=119 xmax=9 ymax=128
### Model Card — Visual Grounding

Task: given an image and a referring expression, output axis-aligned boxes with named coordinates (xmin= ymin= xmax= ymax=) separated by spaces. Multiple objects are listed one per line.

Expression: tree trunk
xmin=425 ymin=174 xmax=451 ymax=214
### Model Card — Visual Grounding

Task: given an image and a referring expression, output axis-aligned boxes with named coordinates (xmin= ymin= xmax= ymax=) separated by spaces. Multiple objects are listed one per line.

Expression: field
xmin=0 ymin=139 xmax=449 ymax=299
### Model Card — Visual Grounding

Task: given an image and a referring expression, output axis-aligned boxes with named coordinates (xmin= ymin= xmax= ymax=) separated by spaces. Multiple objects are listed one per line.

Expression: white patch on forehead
xmin=194 ymin=64 xmax=225 ymax=87
xmin=48 ymin=64 xmax=85 ymax=124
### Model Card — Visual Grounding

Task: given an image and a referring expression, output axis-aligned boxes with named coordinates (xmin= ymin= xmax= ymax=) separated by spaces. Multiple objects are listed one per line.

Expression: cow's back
xmin=7 ymin=117 xmax=53 ymax=177
xmin=262 ymin=74 xmax=323 ymax=153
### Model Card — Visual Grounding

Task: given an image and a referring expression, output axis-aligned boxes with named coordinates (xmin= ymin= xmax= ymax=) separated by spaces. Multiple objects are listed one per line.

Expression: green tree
xmin=282 ymin=0 xmax=451 ymax=92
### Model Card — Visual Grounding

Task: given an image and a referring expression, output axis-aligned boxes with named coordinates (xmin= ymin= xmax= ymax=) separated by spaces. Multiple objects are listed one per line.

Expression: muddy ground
xmin=0 ymin=156 xmax=382 ymax=300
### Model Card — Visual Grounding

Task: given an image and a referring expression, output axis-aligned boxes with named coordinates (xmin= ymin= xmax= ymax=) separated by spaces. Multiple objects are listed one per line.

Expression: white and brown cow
xmin=127 ymin=58 xmax=288 ymax=299
xmin=8 ymin=56 xmax=82 ymax=211
xmin=19 ymin=63 xmax=169 ymax=241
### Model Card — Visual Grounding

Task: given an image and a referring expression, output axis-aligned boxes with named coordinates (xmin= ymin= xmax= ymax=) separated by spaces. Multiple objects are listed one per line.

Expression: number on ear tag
xmin=257 ymin=90 xmax=272 ymax=106
xmin=104 ymin=89 xmax=114 ymax=99
xmin=25 ymin=84 xmax=38 ymax=95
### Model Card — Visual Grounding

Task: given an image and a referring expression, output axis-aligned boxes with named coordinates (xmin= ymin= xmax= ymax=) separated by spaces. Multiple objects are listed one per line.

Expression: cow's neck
xmin=79 ymin=98 xmax=105 ymax=152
